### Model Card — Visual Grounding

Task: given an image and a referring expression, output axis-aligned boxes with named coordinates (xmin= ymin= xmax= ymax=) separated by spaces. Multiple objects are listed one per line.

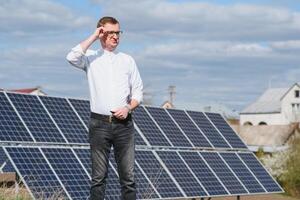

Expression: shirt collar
xmin=103 ymin=49 xmax=118 ymax=56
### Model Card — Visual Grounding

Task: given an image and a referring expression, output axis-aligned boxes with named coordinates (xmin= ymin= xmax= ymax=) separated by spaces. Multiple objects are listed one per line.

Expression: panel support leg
xmin=237 ymin=195 xmax=240 ymax=200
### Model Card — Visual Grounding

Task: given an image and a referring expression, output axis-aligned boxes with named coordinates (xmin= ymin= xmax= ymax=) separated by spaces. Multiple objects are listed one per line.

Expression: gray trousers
xmin=89 ymin=115 xmax=136 ymax=200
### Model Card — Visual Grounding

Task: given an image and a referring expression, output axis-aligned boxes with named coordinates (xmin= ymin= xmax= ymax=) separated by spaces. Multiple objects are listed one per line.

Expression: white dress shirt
xmin=66 ymin=44 xmax=143 ymax=115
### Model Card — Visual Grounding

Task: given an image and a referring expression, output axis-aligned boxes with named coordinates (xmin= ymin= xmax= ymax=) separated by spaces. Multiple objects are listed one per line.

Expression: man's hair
xmin=97 ymin=16 xmax=119 ymax=28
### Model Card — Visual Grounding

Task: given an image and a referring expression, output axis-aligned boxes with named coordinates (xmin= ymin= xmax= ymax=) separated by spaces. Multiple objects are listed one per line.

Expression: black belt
xmin=90 ymin=112 xmax=132 ymax=123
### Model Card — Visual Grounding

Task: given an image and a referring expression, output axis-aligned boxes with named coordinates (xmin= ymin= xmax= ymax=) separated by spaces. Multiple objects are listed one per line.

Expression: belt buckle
xmin=109 ymin=115 xmax=113 ymax=123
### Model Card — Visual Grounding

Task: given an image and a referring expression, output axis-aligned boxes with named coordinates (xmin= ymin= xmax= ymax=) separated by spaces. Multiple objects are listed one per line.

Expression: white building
xmin=240 ymin=83 xmax=300 ymax=125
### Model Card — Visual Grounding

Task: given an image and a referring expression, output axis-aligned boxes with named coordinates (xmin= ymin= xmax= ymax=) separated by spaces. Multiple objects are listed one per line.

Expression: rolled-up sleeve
xmin=66 ymin=44 xmax=88 ymax=71
xmin=130 ymin=59 xmax=143 ymax=104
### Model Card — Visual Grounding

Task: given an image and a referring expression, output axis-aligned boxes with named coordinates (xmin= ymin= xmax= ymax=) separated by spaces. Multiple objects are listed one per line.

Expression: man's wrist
xmin=124 ymin=105 xmax=132 ymax=114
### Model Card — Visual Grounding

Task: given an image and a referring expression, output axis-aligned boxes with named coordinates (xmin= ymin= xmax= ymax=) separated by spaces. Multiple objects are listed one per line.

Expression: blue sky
xmin=1 ymin=0 xmax=300 ymax=114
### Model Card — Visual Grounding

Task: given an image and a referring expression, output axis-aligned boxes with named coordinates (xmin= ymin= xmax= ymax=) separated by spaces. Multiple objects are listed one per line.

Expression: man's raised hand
xmin=93 ymin=27 xmax=104 ymax=41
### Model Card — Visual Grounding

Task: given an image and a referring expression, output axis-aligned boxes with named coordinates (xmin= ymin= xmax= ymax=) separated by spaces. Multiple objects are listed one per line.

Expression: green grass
xmin=279 ymin=138 xmax=300 ymax=198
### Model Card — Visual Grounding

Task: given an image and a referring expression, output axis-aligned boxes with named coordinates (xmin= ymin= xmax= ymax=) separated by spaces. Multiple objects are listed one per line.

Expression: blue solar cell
xmin=68 ymin=98 xmax=90 ymax=127
xmin=134 ymin=128 xmax=147 ymax=146
xmin=39 ymin=96 xmax=88 ymax=144
xmin=238 ymin=153 xmax=283 ymax=193
xmin=0 ymin=147 xmax=14 ymax=172
xmin=205 ymin=113 xmax=247 ymax=149
xmin=187 ymin=111 xmax=231 ymax=149
xmin=73 ymin=148 xmax=91 ymax=175
xmin=145 ymin=107 xmax=192 ymax=147
xmin=74 ymin=148 xmax=121 ymax=200
xmin=220 ymin=152 xmax=265 ymax=193
xmin=135 ymin=150 xmax=183 ymax=198
xmin=179 ymin=151 xmax=228 ymax=196
xmin=0 ymin=92 xmax=33 ymax=142
xmin=166 ymin=109 xmax=212 ymax=148
xmin=7 ymin=93 xmax=66 ymax=143
xmin=42 ymin=148 xmax=90 ymax=200
xmin=201 ymin=152 xmax=247 ymax=195
xmin=157 ymin=151 xmax=207 ymax=197
xmin=134 ymin=163 xmax=160 ymax=200
xmin=133 ymin=107 xmax=171 ymax=146
xmin=5 ymin=147 xmax=68 ymax=199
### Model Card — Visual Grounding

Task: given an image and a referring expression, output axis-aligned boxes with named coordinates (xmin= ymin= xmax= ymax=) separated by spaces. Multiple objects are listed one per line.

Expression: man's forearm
xmin=80 ymin=34 xmax=97 ymax=54
xmin=128 ymin=99 xmax=140 ymax=111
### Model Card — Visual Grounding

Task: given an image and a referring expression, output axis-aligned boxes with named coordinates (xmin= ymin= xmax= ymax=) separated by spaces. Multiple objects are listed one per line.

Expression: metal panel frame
xmin=204 ymin=112 xmax=248 ymax=150
xmin=142 ymin=106 xmax=174 ymax=147
xmin=166 ymin=108 xmax=213 ymax=149
xmin=3 ymin=145 xmax=72 ymax=199
xmin=237 ymin=152 xmax=284 ymax=193
xmin=145 ymin=106 xmax=193 ymax=148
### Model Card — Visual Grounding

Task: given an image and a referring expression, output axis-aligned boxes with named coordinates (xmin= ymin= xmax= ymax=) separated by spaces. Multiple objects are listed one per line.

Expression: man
xmin=66 ymin=16 xmax=143 ymax=200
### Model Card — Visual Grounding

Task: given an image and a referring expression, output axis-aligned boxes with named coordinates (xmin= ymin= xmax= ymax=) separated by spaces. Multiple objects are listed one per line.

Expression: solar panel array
xmin=0 ymin=91 xmax=283 ymax=200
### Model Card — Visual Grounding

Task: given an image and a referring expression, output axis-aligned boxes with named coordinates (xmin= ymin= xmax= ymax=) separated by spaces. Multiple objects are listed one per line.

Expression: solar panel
xmin=134 ymin=161 xmax=160 ymax=199
xmin=42 ymin=148 xmax=90 ymax=200
xmin=135 ymin=150 xmax=183 ymax=198
xmin=238 ymin=152 xmax=283 ymax=193
xmin=133 ymin=106 xmax=171 ymax=146
xmin=205 ymin=112 xmax=247 ymax=149
xmin=73 ymin=148 xmax=91 ymax=175
xmin=0 ymin=92 xmax=33 ymax=142
xmin=166 ymin=109 xmax=212 ymax=148
xmin=0 ymin=147 xmax=14 ymax=173
xmin=201 ymin=152 xmax=248 ymax=195
xmin=0 ymin=92 xmax=283 ymax=199
xmin=7 ymin=93 xmax=66 ymax=143
xmin=179 ymin=151 xmax=228 ymax=196
xmin=4 ymin=146 xmax=69 ymax=199
xmin=68 ymin=98 xmax=90 ymax=127
xmin=156 ymin=150 xmax=207 ymax=197
xmin=220 ymin=152 xmax=266 ymax=193
xmin=39 ymin=96 xmax=88 ymax=144
xmin=134 ymin=128 xmax=147 ymax=146
xmin=145 ymin=107 xmax=192 ymax=147
xmin=187 ymin=111 xmax=231 ymax=149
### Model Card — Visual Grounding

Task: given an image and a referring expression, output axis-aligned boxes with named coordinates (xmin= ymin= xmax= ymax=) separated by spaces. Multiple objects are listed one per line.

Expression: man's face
xmin=101 ymin=23 xmax=121 ymax=51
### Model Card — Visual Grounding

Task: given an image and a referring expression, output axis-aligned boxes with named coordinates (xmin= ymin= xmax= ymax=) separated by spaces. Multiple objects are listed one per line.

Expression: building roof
xmin=241 ymin=83 xmax=300 ymax=114
xmin=0 ymin=87 xmax=47 ymax=96
xmin=241 ymin=87 xmax=288 ymax=114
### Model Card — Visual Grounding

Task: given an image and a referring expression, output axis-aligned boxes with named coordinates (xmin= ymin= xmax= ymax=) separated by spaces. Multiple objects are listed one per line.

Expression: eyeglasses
xmin=104 ymin=31 xmax=123 ymax=37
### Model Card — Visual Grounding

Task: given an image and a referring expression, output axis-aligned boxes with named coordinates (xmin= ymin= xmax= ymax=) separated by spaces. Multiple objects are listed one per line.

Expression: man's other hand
xmin=112 ymin=107 xmax=130 ymax=120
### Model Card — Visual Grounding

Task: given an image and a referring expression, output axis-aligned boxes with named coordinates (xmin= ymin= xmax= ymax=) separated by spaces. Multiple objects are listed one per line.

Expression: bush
xmin=255 ymin=147 xmax=265 ymax=159
xmin=280 ymin=138 xmax=300 ymax=197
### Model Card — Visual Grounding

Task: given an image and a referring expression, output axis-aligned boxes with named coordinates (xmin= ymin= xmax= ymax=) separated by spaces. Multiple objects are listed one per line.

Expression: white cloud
xmin=95 ymin=1 xmax=300 ymax=41
xmin=0 ymin=0 xmax=93 ymax=36
xmin=142 ymin=41 xmax=273 ymax=59
xmin=271 ymin=40 xmax=300 ymax=51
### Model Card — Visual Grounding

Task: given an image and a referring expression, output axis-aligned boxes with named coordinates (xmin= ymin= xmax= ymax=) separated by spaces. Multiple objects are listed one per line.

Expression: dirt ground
xmin=208 ymin=194 xmax=300 ymax=200
xmin=1 ymin=187 xmax=299 ymax=200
